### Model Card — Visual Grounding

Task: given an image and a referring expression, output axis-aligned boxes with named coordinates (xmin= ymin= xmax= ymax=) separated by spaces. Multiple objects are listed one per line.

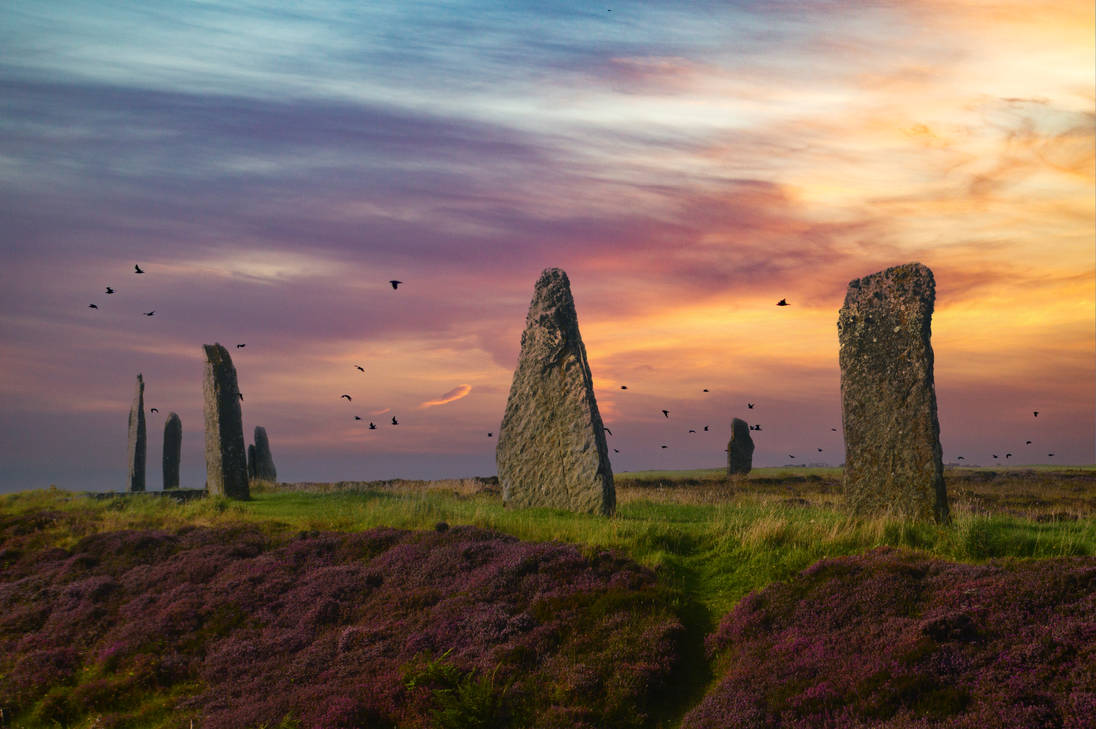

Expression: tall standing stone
xmin=727 ymin=418 xmax=754 ymax=476
xmin=253 ymin=426 xmax=277 ymax=482
xmin=496 ymin=268 xmax=615 ymax=515
xmin=126 ymin=374 xmax=146 ymax=492
xmin=202 ymin=343 xmax=249 ymax=499
xmin=162 ymin=412 xmax=181 ymax=490
xmin=838 ymin=262 xmax=948 ymax=522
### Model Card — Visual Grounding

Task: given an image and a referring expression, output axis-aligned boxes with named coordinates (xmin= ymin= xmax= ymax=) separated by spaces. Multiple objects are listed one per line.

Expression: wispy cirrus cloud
xmin=419 ymin=385 xmax=472 ymax=409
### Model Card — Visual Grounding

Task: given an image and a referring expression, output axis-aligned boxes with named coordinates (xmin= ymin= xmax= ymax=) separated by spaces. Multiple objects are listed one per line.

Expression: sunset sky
xmin=1 ymin=1 xmax=1093 ymax=493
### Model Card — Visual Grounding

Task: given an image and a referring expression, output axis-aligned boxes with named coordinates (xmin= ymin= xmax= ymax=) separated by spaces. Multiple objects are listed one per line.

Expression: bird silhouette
xmin=703 ymin=388 xmax=709 ymax=392
xmin=817 ymin=448 xmax=823 ymax=452
xmin=831 ymin=427 xmax=838 ymax=431
xmin=354 ymin=416 xmax=361 ymax=421
xmin=703 ymin=425 xmax=709 ymax=431
xmin=389 ymin=280 xmax=402 ymax=290
xmin=604 ymin=427 xmax=613 ymax=436
xmin=237 ymin=393 xmax=244 ymax=401
xmin=776 ymin=298 xmax=788 ymax=306
xmin=134 ymin=264 xmax=144 ymax=274
xmin=613 ymin=448 xmax=619 ymax=453
xmin=661 ymin=410 xmax=669 ymax=418
xmin=747 ymin=402 xmax=755 ymax=409
xmin=1026 ymin=440 xmax=1032 ymax=445
xmin=341 ymin=394 xmax=352 ymax=402
xmin=391 ymin=416 xmax=399 ymax=425
xmin=992 ymin=454 xmax=998 ymax=459
xmin=105 ymin=287 xmax=114 ymax=294
xmin=1033 ymin=411 xmax=1039 ymax=417
xmin=143 ymin=311 xmax=155 ymax=316
xmin=788 ymin=454 xmax=795 ymax=459
xmin=688 ymin=429 xmax=696 ymax=434
xmin=368 ymin=422 xmax=376 ymax=430
xmin=88 ymin=304 xmax=98 ymax=309
xmin=620 ymin=385 xmax=628 ymax=390
xmin=488 ymin=432 xmax=493 ymax=437
xmin=1006 ymin=453 xmax=1012 ymax=459
xmin=751 ymin=424 xmax=762 ymax=431
xmin=1048 ymin=453 xmax=1054 ymax=457
xmin=236 ymin=344 xmax=245 ymax=349
xmin=356 ymin=365 xmax=365 ymax=372
xmin=957 ymin=456 xmax=966 ymax=460
xmin=660 ymin=445 xmax=668 ymax=449
xmin=150 ymin=408 xmax=159 ymax=413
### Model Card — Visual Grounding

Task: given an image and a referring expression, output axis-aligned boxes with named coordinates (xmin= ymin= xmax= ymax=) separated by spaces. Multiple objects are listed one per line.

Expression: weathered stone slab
xmin=497 ymin=268 xmax=614 ymax=515
xmin=202 ymin=343 xmax=249 ymax=499
xmin=727 ymin=418 xmax=754 ymax=476
xmin=253 ymin=426 xmax=277 ymax=482
xmin=838 ymin=262 xmax=948 ymax=522
xmin=162 ymin=412 xmax=181 ymax=490
xmin=126 ymin=374 xmax=146 ymax=492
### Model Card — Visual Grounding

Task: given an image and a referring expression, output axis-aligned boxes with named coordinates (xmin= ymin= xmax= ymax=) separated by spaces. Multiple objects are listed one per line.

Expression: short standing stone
xmin=162 ymin=412 xmax=181 ymax=490
xmin=202 ymin=343 xmax=249 ymax=499
xmin=496 ymin=268 xmax=614 ymax=515
xmin=838 ymin=262 xmax=948 ymax=522
xmin=126 ymin=373 xmax=146 ymax=492
xmin=253 ymin=426 xmax=277 ymax=482
xmin=247 ymin=444 xmax=256 ymax=481
xmin=727 ymin=418 xmax=754 ymax=476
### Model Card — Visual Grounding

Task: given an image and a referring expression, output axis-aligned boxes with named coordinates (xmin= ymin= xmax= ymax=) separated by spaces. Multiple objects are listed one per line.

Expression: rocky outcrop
xmin=838 ymin=263 xmax=948 ymax=522
xmin=126 ymin=374 xmax=146 ymax=492
xmin=727 ymin=418 xmax=754 ymax=476
xmin=162 ymin=412 xmax=181 ymax=490
xmin=496 ymin=268 xmax=614 ymax=515
xmin=253 ymin=426 xmax=277 ymax=482
xmin=202 ymin=343 xmax=249 ymax=499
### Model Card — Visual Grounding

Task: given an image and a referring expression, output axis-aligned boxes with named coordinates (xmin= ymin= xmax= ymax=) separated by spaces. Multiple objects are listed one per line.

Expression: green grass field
xmin=6 ymin=466 xmax=1095 ymax=623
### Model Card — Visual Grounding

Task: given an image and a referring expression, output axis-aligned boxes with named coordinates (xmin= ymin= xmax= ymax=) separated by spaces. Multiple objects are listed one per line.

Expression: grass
xmin=6 ymin=466 xmax=1095 ymax=621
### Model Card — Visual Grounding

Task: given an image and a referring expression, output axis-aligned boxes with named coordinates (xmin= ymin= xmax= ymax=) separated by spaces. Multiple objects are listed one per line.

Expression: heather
xmin=0 ymin=522 xmax=685 ymax=728
xmin=683 ymin=548 xmax=1096 ymax=729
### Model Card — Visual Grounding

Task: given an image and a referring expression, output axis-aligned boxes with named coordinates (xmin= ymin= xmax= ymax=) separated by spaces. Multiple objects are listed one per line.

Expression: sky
xmin=1 ymin=0 xmax=1093 ymax=493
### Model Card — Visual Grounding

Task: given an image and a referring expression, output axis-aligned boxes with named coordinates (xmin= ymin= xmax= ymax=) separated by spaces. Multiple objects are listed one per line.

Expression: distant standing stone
xmin=253 ymin=426 xmax=277 ymax=482
xmin=497 ymin=268 xmax=615 ymax=515
xmin=727 ymin=418 xmax=754 ymax=476
xmin=247 ymin=444 xmax=257 ymax=481
xmin=838 ymin=262 xmax=948 ymax=522
xmin=162 ymin=412 xmax=181 ymax=490
xmin=202 ymin=343 xmax=250 ymax=499
xmin=126 ymin=373 xmax=146 ymax=492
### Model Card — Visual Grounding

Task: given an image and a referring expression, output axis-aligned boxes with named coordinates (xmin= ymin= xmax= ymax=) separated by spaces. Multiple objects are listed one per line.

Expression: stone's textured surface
xmin=202 ymin=343 xmax=250 ymax=499
xmin=126 ymin=374 xmax=146 ymax=492
xmin=497 ymin=268 xmax=615 ymax=515
xmin=253 ymin=426 xmax=277 ymax=482
xmin=727 ymin=418 xmax=754 ymax=475
xmin=838 ymin=262 xmax=948 ymax=522
xmin=162 ymin=412 xmax=181 ymax=490
xmin=247 ymin=444 xmax=256 ymax=480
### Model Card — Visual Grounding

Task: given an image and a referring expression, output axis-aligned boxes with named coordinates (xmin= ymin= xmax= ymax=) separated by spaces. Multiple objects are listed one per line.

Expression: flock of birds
xmin=89 ymin=266 xmax=1056 ymax=467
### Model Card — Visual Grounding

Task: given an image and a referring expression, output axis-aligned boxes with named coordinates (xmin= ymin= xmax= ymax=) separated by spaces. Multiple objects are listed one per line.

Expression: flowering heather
xmin=682 ymin=547 xmax=1096 ymax=729
xmin=0 ymin=515 xmax=683 ymax=728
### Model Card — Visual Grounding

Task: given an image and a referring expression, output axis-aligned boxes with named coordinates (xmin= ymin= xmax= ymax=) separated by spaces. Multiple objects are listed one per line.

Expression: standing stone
xmin=497 ymin=268 xmax=615 ymax=515
xmin=838 ymin=262 xmax=948 ymax=522
xmin=727 ymin=418 xmax=754 ymax=476
xmin=247 ymin=444 xmax=257 ymax=481
xmin=253 ymin=426 xmax=277 ymax=482
xmin=202 ymin=343 xmax=250 ymax=499
xmin=126 ymin=374 xmax=146 ymax=492
xmin=162 ymin=412 xmax=181 ymax=490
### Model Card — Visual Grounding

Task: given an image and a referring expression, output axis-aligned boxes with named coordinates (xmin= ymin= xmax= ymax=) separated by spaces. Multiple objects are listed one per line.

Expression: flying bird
xmin=788 ymin=454 xmax=795 ymax=459
xmin=488 ymin=432 xmax=493 ymax=437
xmin=354 ymin=416 xmax=361 ymax=421
xmin=689 ymin=429 xmax=696 ymax=434
xmin=150 ymin=408 xmax=159 ymax=413
xmin=391 ymin=416 xmax=399 ymax=425
xmin=660 ymin=445 xmax=668 ymax=449
xmin=957 ymin=456 xmax=965 ymax=460
xmin=604 ymin=427 xmax=613 ymax=436
xmin=776 ymin=298 xmax=788 ymax=306
xmin=88 ymin=304 xmax=98 ymax=309
xmin=661 ymin=410 xmax=669 ymax=418
xmin=831 ymin=427 xmax=837 ymax=431
xmin=747 ymin=402 xmax=755 ymax=409
xmin=620 ymin=385 xmax=628 ymax=390
xmin=237 ymin=393 xmax=244 ymax=401
xmin=105 ymin=287 xmax=114 ymax=294
xmin=703 ymin=388 xmax=709 ymax=392
xmin=817 ymin=448 xmax=823 ymax=452
xmin=1033 ymin=411 xmax=1039 ymax=417
xmin=134 ymin=264 xmax=144 ymax=274
xmin=236 ymin=344 xmax=245 ymax=349
xmin=341 ymin=394 xmax=352 ymax=402
xmin=751 ymin=424 xmax=762 ymax=431
xmin=703 ymin=425 xmax=709 ymax=431
xmin=992 ymin=454 xmax=998 ymax=459
xmin=1026 ymin=440 xmax=1032 ymax=445
xmin=356 ymin=365 xmax=365 ymax=372
xmin=1048 ymin=453 xmax=1054 ymax=457
xmin=368 ymin=422 xmax=376 ymax=430
xmin=143 ymin=311 xmax=155 ymax=316
xmin=1006 ymin=453 xmax=1012 ymax=459
xmin=389 ymin=280 xmax=402 ymax=290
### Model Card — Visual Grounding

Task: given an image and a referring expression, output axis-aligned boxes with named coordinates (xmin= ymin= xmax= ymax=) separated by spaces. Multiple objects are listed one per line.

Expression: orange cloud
xmin=419 ymin=384 xmax=472 ymax=409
